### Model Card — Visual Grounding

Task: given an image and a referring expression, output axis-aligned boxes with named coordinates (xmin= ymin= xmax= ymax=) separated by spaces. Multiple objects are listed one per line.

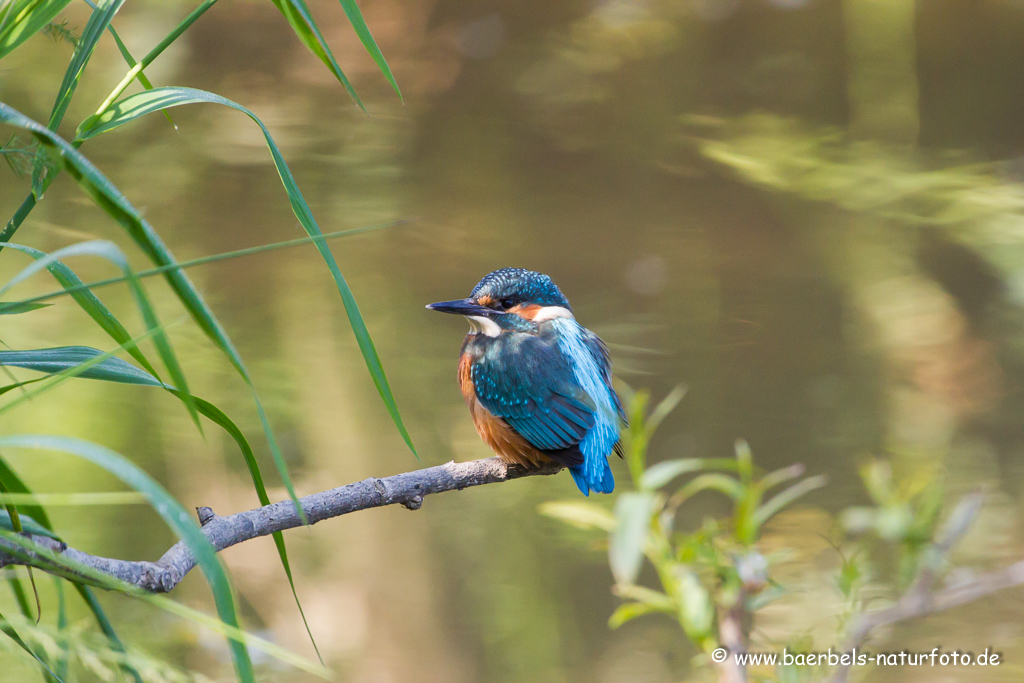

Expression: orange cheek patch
xmin=510 ymin=303 xmax=542 ymax=320
xmin=476 ymin=295 xmax=496 ymax=308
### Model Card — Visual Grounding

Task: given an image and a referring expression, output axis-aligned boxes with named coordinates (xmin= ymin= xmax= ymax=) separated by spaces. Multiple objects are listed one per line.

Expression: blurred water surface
xmin=2 ymin=1 xmax=1024 ymax=681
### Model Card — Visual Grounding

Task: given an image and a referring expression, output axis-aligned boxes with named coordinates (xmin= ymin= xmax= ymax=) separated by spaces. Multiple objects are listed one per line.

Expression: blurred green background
xmin=3 ymin=0 xmax=1024 ymax=681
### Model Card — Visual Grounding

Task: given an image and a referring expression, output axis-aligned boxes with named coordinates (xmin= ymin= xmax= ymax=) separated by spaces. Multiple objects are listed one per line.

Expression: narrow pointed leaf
xmin=0 ymin=242 xmax=160 ymax=376
xmin=538 ymin=500 xmax=616 ymax=531
xmin=753 ymin=475 xmax=827 ymax=529
xmin=47 ymin=0 xmax=128 ymax=130
xmin=0 ymin=377 xmax=45 ymax=397
xmin=336 ymin=0 xmax=401 ymax=98
xmin=608 ymin=601 xmax=670 ymax=629
xmin=0 ymin=301 xmax=50 ymax=314
xmin=269 ymin=0 xmax=362 ymax=108
xmin=77 ymin=88 xmax=418 ymax=459
xmin=0 ymin=509 xmax=62 ymax=538
xmin=0 ymin=339 xmax=321 ymax=659
xmin=0 ymin=239 xmax=196 ymax=425
xmin=0 ymin=0 xmax=73 ymax=60
xmin=82 ymin=0 xmax=174 ymax=127
xmin=609 ymin=492 xmax=658 ymax=585
xmin=0 ymin=347 xmax=162 ymax=385
xmin=0 ymin=456 xmax=142 ymax=683
xmin=0 ymin=435 xmax=257 ymax=683
xmin=672 ymin=473 xmax=746 ymax=505
xmin=639 ymin=458 xmax=738 ymax=491
xmin=0 ymin=220 xmax=407 ymax=313
xmin=0 ymin=530 xmax=327 ymax=677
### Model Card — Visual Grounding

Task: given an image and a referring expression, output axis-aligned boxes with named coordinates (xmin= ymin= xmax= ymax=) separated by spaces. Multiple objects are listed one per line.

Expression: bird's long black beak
xmin=426 ymin=298 xmax=502 ymax=317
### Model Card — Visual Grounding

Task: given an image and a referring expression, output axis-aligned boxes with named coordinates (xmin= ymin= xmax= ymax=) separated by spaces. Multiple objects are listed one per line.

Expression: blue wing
xmin=471 ymin=334 xmax=595 ymax=465
xmin=581 ymin=329 xmax=626 ymax=424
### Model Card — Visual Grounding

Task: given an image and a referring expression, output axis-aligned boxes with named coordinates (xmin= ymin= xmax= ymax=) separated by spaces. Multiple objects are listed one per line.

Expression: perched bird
xmin=427 ymin=268 xmax=624 ymax=495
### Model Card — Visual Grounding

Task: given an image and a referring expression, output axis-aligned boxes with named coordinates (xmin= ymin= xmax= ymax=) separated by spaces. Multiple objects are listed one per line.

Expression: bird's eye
xmin=500 ymin=298 xmax=516 ymax=310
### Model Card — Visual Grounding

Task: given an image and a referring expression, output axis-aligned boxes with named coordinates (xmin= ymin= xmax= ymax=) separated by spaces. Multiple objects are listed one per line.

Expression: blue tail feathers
xmin=569 ymin=456 xmax=614 ymax=496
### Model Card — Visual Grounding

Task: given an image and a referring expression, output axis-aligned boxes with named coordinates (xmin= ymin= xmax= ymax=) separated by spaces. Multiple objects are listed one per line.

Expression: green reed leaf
xmin=0 ymin=242 xmax=160 ymax=377
xmin=47 ymin=0 xmax=127 ymax=131
xmin=0 ymin=239 xmax=197 ymax=427
xmin=0 ymin=456 xmax=142 ymax=683
xmin=609 ymin=492 xmax=658 ymax=586
xmin=0 ymin=528 xmax=328 ymax=678
xmin=0 ymin=341 xmax=321 ymax=661
xmin=0 ymin=0 xmax=73 ymax=60
xmin=269 ymin=0 xmax=363 ymax=108
xmin=0 ymin=301 xmax=50 ymax=314
xmin=0 ymin=606 xmax=64 ymax=682
xmin=77 ymin=87 xmax=419 ymax=460
xmin=0 ymin=347 xmax=161 ymax=386
xmin=336 ymin=0 xmax=401 ymax=99
xmin=0 ymin=435 xmax=257 ymax=683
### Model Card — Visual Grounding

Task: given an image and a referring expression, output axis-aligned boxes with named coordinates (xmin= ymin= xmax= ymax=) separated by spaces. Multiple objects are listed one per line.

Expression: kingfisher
xmin=427 ymin=268 xmax=624 ymax=495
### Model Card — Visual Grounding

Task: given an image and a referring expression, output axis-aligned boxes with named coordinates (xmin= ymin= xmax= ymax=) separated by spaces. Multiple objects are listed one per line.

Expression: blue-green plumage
xmin=428 ymin=268 xmax=624 ymax=495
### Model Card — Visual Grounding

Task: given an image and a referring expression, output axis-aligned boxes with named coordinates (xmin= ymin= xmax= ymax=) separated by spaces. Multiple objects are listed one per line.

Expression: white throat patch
xmin=531 ymin=306 xmax=574 ymax=322
xmin=467 ymin=315 xmax=502 ymax=337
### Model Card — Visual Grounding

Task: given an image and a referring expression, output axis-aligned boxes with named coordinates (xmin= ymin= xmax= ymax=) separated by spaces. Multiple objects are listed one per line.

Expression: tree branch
xmin=0 ymin=457 xmax=563 ymax=592
xmin=823 ymin=493 xmax=1024 ymax=683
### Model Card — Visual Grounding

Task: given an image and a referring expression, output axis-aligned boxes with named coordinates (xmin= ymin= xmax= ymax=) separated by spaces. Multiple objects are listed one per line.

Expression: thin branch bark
xmin=716 ymin=589 xmax=748 ymax=683
xmin=823 ymin=493 xmax=1016 ymax=683
xmin=0 ymin=457 xmax=563 ymax=592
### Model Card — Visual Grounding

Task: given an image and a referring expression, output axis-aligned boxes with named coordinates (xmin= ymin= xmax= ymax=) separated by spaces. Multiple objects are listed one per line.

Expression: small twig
xmin=716 ymin=589 xmax=748 ymax=683
xmin=195 ymin=506 xmax=216 ymax=526
xmin=0 ymin=457 xmax=563 ymax=592
xmin=825 ymin=493 xmax=999 ymax=683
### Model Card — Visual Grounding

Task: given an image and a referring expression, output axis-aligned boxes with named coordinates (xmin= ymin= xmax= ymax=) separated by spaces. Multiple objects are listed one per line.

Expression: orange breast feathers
xmin=458 ymin=353 xmax=550 ymax=467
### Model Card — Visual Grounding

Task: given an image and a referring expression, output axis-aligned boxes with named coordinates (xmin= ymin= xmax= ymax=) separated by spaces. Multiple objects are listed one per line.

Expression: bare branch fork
xmin=0 ymin=457 xmax=563 ymax=592
xmin=824 ymin=493 xmax=1019 ymax=683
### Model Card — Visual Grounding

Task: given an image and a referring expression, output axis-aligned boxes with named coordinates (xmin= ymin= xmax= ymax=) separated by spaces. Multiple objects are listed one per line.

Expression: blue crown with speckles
xmin=471 ymin=268 xmax=571 ymax=309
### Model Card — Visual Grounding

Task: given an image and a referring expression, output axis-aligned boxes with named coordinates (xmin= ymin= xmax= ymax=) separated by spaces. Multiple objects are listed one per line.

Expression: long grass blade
xmin=0 ymin=456 xmax=143 ymax=683
xmin=268 ymin=0 xmax=363 ymax=109
xmin=0 ymin=220 xmax=408 ymax=313
xmin=0 ymin=301 xmax=50 ymax=314
xmin=0 ymin=527 xmax=329 ymax=678
xmin=0 ymin=242 xmax=160 ymax=377
xmin=0 ymin=0 xmax=73 ymax=60
xmin=0 ymin=606 xmax=64 ymax=683
xmin=0 ymin=343 xmax=322 ymax=658
xmin=0 ymin=239 xmax=198 ymax=426
xmin=82 ymin=0 xmax=176 ymax=127
xmin=92 ymin=0 xmax=220 ymax=116
xmin=47 ymin=0 xmax=128 ymax=130
xmin=0 ymin=347 xmax=162 ymax=385
xmin=336 ymin=0 xmax=400 ymax=99
xmin=1 ymin=104 xmax=306 ymax=521
xmin=0 ymin=435 xmax=258 ymax=683
xmin=0 ymin=322 xmax=170 ymax=418
xmin=77 ymin=88 xmax=419 ymax=459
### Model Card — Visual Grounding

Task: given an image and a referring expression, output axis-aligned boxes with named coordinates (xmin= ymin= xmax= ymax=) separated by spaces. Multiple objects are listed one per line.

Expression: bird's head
xmin=426 ymin=268 xmax=573 ymax=336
